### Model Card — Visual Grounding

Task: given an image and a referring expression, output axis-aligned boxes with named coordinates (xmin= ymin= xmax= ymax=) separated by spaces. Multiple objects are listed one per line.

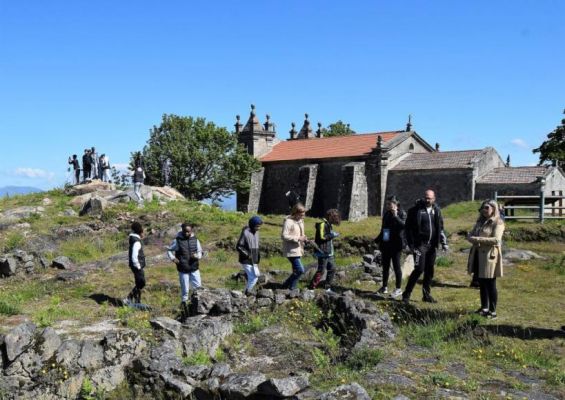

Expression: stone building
xmin=236 ymin=105 xmax=565 ymax=220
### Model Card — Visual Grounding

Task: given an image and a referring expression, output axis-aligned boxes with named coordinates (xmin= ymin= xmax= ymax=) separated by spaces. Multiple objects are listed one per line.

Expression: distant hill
xmin=0 ymin=186 xmax=43 ymax=197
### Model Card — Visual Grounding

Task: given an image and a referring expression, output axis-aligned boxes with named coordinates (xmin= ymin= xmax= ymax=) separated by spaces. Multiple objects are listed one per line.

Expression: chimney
xmin=316 ymin=122 xmax=323 ymax=138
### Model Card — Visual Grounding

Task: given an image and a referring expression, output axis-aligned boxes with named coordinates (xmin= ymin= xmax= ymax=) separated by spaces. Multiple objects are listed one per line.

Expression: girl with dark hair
xmin=376 ymin=196 xmax=407 ymax=298
xmin=466 ymin=199 xmax=505 ymax=319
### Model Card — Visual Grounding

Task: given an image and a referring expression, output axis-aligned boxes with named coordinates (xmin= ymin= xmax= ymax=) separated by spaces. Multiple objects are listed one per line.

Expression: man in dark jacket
xmin=167 ymin=223 xmax=203 ymax=318
xmin=82 ymin=149 xmax=91 ymax=182
xmin=403 ymin=190 xmax=448 ymax=304
xmin=236 ymin=216 xmax=263 ymax=295
xmin=124 ymin=221 xmax=146 ymax=304
xmin=68 ymin=155 xmax=80 ymax=185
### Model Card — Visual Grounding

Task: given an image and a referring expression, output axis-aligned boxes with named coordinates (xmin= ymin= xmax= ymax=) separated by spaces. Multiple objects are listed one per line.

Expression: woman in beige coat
xmin=281 ymin=203 xmax=308 ymax=289
xmin=467 ymin=199 xmax=505 ymax=319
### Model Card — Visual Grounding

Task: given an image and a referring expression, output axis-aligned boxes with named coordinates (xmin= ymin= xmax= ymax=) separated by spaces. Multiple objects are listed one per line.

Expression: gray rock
xmin=3 ymin=321 xmax=36 ymax=362
xmin=210 ymin=363 xmax=231 ymax=379
xmin=151 ymin=316 xmax=182 ymax=338
xmin=258 ymin=375 xmax=309 ymax=397
xmin=77 ymin=340 xmax=104 ymax=369
xmin=301 ymin=289 xmax=316 ymax=302
xmin=504 ymin=248 xmax=545 ymax=261
xmin=39 ymin=255 xmax=49 ymax=268
xmin=52 ymin=256 xmax=72 ymax=270
xmin=190 ymin=288 xmax=233 ymax=315
xmin=219 ymin=372 xmax=267 ymax=399
xmin=79 ymin=196 xmax=109 ymax=216
xmin=102 ymin=329 xmax=146 ymax=366
xmin=180 ymin=316 xmax=233 ymax=357
xmin=362 ymin=254 xmax=375 ymax=264
xmin=184 ymin=365 xmax=211 ymax=380
xmin=55 ymin=339 xmax=81 ymax=367
xmin=61 ymin=208 xmax=78 ymax=217
xmin=0 ymin=256 xmax=18 ymax=277
xmin=257 ymin=298 xmax=272 ymax=307
xmin=257 ymin=289 xmax=274 ymax=299
xmin=392 ymin=396 xmax=411 ymax=400
xmin=14 ymin=250 xmax=33 ymax=263
xmin=275 ymin=293 xmax=287 ymax=305
xmin=56 ymin=370 xmax=85 ymax=399
xmin=90 ymin=365 xmax=126 ymax=392
xmin=56 ymin=270 xmax=86 ymax=282
xmin=320 ymin=382 xmax=371 ymax=400
xmin=435 ymin=388 xmax=469 ymax=399
xmin=161 ymin=374 xmax=194 ymax=397
xmin=0 ymin=206 xmax=44 ymax=225
xmin=24 ymin=261 xmax=35 ymax=273
xmin=37 ymin=327 xmax=62 ymax=361
xmin=288 ymin=289 xmax=301 ymax=298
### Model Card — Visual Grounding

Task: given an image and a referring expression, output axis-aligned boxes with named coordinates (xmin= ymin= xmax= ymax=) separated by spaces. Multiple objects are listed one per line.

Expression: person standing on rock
xmin=82 ymin=149 xmax=92 ymax=182
xmin=308 ymin=209 xmax=341 ymax=292
xmin=132 ymin=164 xmax=146 ymax=204
xmin=236 ymin=216 xmax=263 ymax=295
xmin=167 ymin=222 xmax=203 ymax=319
xmin=68 ymin=154 xmax=80 ymax=185
xmin=281 ymin=203 xmax=308 ymax=290
xmin=376 ymin=196 xmax=407 ymax=299
xmin=402 ymin=189 xmax=448 ymax=304
xmin=466 ymin=199 xmax=505 ymax=319
xmin=100 ymin=153 xmax=111 ymax=183
xmin=124 ymin=221 xmax=146 ymax=305
xmin=90 ymin=147 xmax=99 ymax=180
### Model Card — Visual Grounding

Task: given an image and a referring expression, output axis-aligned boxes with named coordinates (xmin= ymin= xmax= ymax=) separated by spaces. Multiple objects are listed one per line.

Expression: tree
xmin=322 ymin=120 xmax=355 ymax=137
xmin=533 ymin=110 xmax=565 ymax=168
xmin=137 ymin=114 xmax=261 ymax=201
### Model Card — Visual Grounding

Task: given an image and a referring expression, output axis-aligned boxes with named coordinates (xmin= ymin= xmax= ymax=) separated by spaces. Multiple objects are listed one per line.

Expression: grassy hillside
xmin=0 ymin=190 xmax=563 ymax=398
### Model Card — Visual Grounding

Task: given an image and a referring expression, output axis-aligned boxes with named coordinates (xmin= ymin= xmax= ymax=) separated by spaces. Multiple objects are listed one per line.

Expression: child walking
xmin=236 ymin=216 xmax=263 ymax=295
xmin=309 ymin=209 xmax=340 ymax=292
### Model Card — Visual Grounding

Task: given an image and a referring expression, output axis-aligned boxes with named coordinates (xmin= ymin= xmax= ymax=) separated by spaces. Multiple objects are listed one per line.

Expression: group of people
xmin=67 ymin=147 xmax=111 ymax=185
xmin=125 ymin=188 xmax=505 ymax=321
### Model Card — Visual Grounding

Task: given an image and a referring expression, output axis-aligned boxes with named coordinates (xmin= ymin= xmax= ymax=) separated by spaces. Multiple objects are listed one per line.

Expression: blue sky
xmin=1 ymin=1 xmax=563 ymax=190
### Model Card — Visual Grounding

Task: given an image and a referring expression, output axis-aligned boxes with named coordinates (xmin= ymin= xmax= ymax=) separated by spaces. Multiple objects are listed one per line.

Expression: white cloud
xmin=14 ymin=167 xmax=56 ymax=180
xmin=510 ymin=138 xmax=529 ymax=149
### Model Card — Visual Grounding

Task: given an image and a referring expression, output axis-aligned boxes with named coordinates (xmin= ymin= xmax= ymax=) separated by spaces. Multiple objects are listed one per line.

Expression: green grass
xmin=2 ymin=231 xmax=25 ymax=252
xmin=182 ymin=350 xmax=213 ymax=366
xmin=58 ymin=233 xmax=126 ymax=263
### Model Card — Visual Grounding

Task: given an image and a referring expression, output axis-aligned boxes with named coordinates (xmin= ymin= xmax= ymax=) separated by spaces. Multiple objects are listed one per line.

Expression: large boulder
xmin=65 ymin=181 xmax=115 ymax=196
xmin=51 ymin=256 xmax=73 ymax=270
xmin=0 ymin=206 xmax=45 ymax=227
xmin=79 ymin=196 xmax=109 ymax=216
xmin=258 ymin=375 xmax=310 ymax=397
xmin=3 ymin=321 xmax=37 ymax=362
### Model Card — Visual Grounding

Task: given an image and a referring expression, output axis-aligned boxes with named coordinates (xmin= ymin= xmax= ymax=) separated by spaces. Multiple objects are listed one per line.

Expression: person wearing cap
xmin=236 ymin=216 xmax=263 ymax=295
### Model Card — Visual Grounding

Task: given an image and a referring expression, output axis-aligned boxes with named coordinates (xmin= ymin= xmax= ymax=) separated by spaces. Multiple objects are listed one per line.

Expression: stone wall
xmin=386 ymin=168 xmax=474 ymax=209
xmin=471 ymin=148 xmax=505 ymax=199
xmin=475 ymin=182 xmax=540 ymax=199
xmin=237 ymin=168 xmax=265 ymax=213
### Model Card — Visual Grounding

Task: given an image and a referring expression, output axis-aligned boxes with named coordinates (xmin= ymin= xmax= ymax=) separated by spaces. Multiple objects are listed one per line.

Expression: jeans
xmin=309 ymin=256 xmax=335 ymax=289
xmin=102 ymin=168 xmax=111 ymax=183
xmin=179 ymin=270 xmax=201 ymax=302
xmin=242 ymin=264 xmax=260 ymax=291
xmin=283 ymin=257 xmax=304 ymax=290
xmin=134 ymin=183 xmax=143 ymax=203
xmin=403 ymin=244 xmax=437 ymax=300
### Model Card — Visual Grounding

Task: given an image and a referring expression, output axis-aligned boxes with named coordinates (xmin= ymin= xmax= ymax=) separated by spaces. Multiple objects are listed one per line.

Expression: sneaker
xmin=122 ymin=298 xmax=130 ymax=306
xmin=422 ymin=295 xmax=437 ymax=303
xmin=377 ymin=286 xmax=388 ymax=295
xmin=390 ymin=288 xmax=403 ymax=298
xmin=325 ymin=288 xmax=335 ymax=294
xmin=478 ymin=309 xmax=490 ymax=317
xmin=487 ymin=312 xmax=497 ymax=320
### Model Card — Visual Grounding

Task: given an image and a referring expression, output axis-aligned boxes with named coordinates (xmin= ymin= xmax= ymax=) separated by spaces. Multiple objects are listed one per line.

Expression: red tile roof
xmin=476 ymin=166 xmax=549 ymax=184
xmin=391 ymin=150 xmax=485 ymax=170
xmin=260 ymin=132 xmax=400 ymax=162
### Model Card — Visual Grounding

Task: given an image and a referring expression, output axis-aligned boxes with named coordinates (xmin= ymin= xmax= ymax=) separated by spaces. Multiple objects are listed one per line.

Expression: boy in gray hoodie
xmin=236 ymin=216 xmax=263 ymax=295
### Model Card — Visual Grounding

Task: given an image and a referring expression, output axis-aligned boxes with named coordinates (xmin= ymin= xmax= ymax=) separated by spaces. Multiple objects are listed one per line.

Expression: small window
xmin=409 ymin=143 xmax=415 ymax=152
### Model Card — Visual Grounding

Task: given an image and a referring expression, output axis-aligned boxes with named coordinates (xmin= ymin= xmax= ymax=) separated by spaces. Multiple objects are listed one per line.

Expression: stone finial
xmin=377 ymin=135 xmax=383 ymax=149
xmin=435 ymin=142 xmax=440 ymax=151
xmin=316 ymin=122 xmax=323 ymax=138
xmin=406 ymin=114 xmax=412 ymax=132
xmin=506 ymin=155 xmax=511 ymax=167
xmin=264 ymin=114 xmax=275 ymax=132
xmin=250 ymin=104 xmax=256 ymax=116
xmin=289 ymin=122 xmax=297 ymax=140
xmin=297 ymin=113 xmax=313 ymax=139
xmin=234 ymin=115 xmax=242 ymax=134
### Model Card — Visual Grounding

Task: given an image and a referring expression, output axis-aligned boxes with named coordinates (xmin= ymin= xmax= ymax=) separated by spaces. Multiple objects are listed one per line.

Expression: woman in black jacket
xmin=376 ymin=196 xmax=407 ymax=298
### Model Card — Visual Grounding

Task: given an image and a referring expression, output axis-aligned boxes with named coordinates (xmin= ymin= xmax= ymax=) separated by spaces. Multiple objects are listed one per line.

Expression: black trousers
xmin=128 ymin=268 xmax=146 ymax=303
xmin=479 ymin=278 xmax=497 ymax=312
xmin=403 ymin=244 xmax=436 ymax=299
xmin=309 ymin=256 xmax=336 ymax=289
xmin=74 ymin=169 xmax=80 ymax=185
xmin=381 ymin=248 xmax=402 ymax=289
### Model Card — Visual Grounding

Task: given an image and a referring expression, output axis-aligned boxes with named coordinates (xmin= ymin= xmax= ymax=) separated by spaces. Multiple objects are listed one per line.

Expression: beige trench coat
xmin=281 ymin=216 xmax=305 ymax=257
xmin=467 ymin=219 xmax=505 ymax=279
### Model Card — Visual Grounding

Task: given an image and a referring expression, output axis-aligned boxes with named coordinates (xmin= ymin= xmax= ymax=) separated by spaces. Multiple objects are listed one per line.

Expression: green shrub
xmin=0 ymin=300 xmax=20 ymax=316
xmin=183 ymin=350 xmax=212 ymax=366
xmin=344 ymin=347 xmax=383 ymax=370
xmin=3 ymin=232 xmax=25 ymax=252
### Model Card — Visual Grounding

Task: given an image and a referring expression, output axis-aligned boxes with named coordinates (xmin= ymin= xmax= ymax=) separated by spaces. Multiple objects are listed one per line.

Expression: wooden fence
xmin=494 ymin=190 xmax=564 ymax=223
